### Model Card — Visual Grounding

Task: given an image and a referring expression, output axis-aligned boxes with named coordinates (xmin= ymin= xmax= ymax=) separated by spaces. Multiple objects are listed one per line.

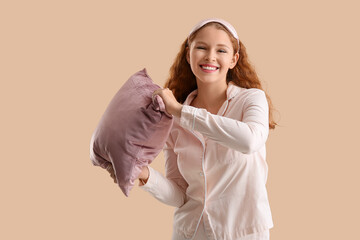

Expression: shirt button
xmin=199 ymin=172 xmax=204 ymax=176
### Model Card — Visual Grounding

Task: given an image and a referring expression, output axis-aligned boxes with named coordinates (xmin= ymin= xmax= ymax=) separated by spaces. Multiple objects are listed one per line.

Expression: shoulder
xmin=229 ymin=85 xmax=266 ymax=104
xmin=240 ymin=87 xmax=265 ymax=98
xmin=226 ymin=86 xmax=268 ymax=118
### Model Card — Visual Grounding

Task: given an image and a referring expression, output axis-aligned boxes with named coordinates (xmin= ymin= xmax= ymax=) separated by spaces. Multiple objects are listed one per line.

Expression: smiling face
xmin=186 ymin=25 xmax=239 ymax=86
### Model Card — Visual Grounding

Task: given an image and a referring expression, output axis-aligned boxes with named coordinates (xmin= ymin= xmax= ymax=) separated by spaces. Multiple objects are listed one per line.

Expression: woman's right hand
xmin=107 ymin=164 xmax=149 ymax=185
xmin=138 ymin=166 xmax=149 ymax=185
xmin=106 ymin=164 xmax=117 ymax=183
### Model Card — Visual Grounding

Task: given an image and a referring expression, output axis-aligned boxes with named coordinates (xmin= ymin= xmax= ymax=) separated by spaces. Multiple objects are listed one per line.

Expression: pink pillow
xmin=89 ymin=68 xmax=173 ymax=197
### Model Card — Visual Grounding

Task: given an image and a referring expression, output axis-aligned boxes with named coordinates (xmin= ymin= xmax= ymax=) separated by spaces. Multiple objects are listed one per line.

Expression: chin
xmin=196 ymin=77 xmax=226 ymax=85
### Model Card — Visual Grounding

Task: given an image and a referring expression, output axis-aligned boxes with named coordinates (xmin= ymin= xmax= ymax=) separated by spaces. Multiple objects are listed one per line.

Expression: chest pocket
xmin=216 ymin=142 xmax=250 ymax=164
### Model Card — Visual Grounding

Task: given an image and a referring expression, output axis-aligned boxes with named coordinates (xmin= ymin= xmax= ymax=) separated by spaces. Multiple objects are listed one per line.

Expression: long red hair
xmin=164 ymin=22 xmax=277 ymax=129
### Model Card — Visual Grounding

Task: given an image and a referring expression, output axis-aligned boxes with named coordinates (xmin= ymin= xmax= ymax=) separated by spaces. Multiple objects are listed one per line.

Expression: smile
xmin=200 ymin=64 xmax=219 ymax=72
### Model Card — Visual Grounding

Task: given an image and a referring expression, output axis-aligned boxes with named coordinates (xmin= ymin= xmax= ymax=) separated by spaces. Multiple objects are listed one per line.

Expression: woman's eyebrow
xmin=195 ymin=41 xmax=230 ymax=49
xmin=217 ymin=44 xmax=231 ymax=49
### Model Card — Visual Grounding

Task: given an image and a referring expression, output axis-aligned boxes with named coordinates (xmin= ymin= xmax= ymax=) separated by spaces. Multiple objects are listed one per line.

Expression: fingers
xmin=152 ymin=88 xmax=170 ymax=96
xmin=110 ymin=172 xmax=117 ymax=183
xmin=152 ymin=88 xmax=168 ymax=103
xmin=105 ymin=164 xmax=117 ymax=183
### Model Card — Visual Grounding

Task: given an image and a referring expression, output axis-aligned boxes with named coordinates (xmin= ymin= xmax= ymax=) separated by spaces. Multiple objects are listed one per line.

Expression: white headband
xmin=188 ymin=18 xmax=240 ymax=51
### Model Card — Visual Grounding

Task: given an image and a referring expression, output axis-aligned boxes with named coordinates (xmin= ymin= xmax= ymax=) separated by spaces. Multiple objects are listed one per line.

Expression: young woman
xmin=133 ymin=18 xmax=275 ymax=240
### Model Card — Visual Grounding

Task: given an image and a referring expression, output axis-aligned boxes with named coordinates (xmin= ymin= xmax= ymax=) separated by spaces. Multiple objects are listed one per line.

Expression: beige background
xmin=1 ymin=0 xmax=359 ymax=239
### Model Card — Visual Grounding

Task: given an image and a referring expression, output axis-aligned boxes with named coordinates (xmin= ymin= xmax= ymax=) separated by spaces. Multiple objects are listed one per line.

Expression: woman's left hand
xmin=153 ymin=88 xmax=183 ymax=118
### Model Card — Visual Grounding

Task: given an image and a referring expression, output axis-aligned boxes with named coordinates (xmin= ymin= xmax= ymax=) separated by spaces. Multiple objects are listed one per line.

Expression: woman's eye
xmin=196 ymin=46 xmax=206 ymax=50
xmin=218 ymin=49 xmax=227 ymax=53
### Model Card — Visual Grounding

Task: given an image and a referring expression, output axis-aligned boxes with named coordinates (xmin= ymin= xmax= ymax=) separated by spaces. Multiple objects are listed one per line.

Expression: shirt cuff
xmin=179 ymin=105 xmax=198 ymax=131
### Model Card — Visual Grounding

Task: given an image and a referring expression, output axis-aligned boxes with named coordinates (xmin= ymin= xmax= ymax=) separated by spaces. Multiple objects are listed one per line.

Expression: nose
xmin=205 ymin=49 xmax=216 ymax=62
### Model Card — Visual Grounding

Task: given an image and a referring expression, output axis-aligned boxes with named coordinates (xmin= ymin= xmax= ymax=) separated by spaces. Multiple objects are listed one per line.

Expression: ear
xmin=186 ymin=47 xmax=190 ymax=64
xmin=229 ymin=52 xmax=239 ymax=69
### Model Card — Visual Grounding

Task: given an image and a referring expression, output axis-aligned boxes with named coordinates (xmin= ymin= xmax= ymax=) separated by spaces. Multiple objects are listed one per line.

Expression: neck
xmin=193 ymin=80 xmax=228 ymax=110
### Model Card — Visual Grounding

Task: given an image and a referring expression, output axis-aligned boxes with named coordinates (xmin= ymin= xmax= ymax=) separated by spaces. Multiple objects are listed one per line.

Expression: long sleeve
xmin=179 ymin=89 xmax=269 ymax=154
xmin=139 ymin=134 xmax=188 ymax=208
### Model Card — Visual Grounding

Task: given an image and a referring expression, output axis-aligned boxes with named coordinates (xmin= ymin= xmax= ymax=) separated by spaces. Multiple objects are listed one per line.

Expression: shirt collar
xmin=183 ymin=81 xmax=241 ymax=106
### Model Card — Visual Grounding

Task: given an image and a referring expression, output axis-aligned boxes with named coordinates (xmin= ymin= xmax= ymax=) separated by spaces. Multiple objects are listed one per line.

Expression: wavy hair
xmin=164 ymin=22 xmax=277 ymax=129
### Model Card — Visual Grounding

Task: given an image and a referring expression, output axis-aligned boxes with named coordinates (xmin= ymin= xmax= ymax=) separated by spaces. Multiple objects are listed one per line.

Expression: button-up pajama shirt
xmin=140 ymin=82 xmax=274 ymax=240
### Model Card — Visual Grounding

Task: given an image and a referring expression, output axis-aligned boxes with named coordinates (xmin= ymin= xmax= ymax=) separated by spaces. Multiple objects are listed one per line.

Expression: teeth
xmin=201 ymin=66 xmax=217 ymax=70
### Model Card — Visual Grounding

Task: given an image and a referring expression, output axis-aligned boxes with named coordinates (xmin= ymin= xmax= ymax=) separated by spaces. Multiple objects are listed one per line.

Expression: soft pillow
xmin=89 ymin=68 xmax=173 ymax=197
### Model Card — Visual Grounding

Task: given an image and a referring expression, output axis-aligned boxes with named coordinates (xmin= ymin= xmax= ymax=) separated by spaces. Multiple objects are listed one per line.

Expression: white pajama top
xmin=140 ymin=82 xmax=274 ymax=240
